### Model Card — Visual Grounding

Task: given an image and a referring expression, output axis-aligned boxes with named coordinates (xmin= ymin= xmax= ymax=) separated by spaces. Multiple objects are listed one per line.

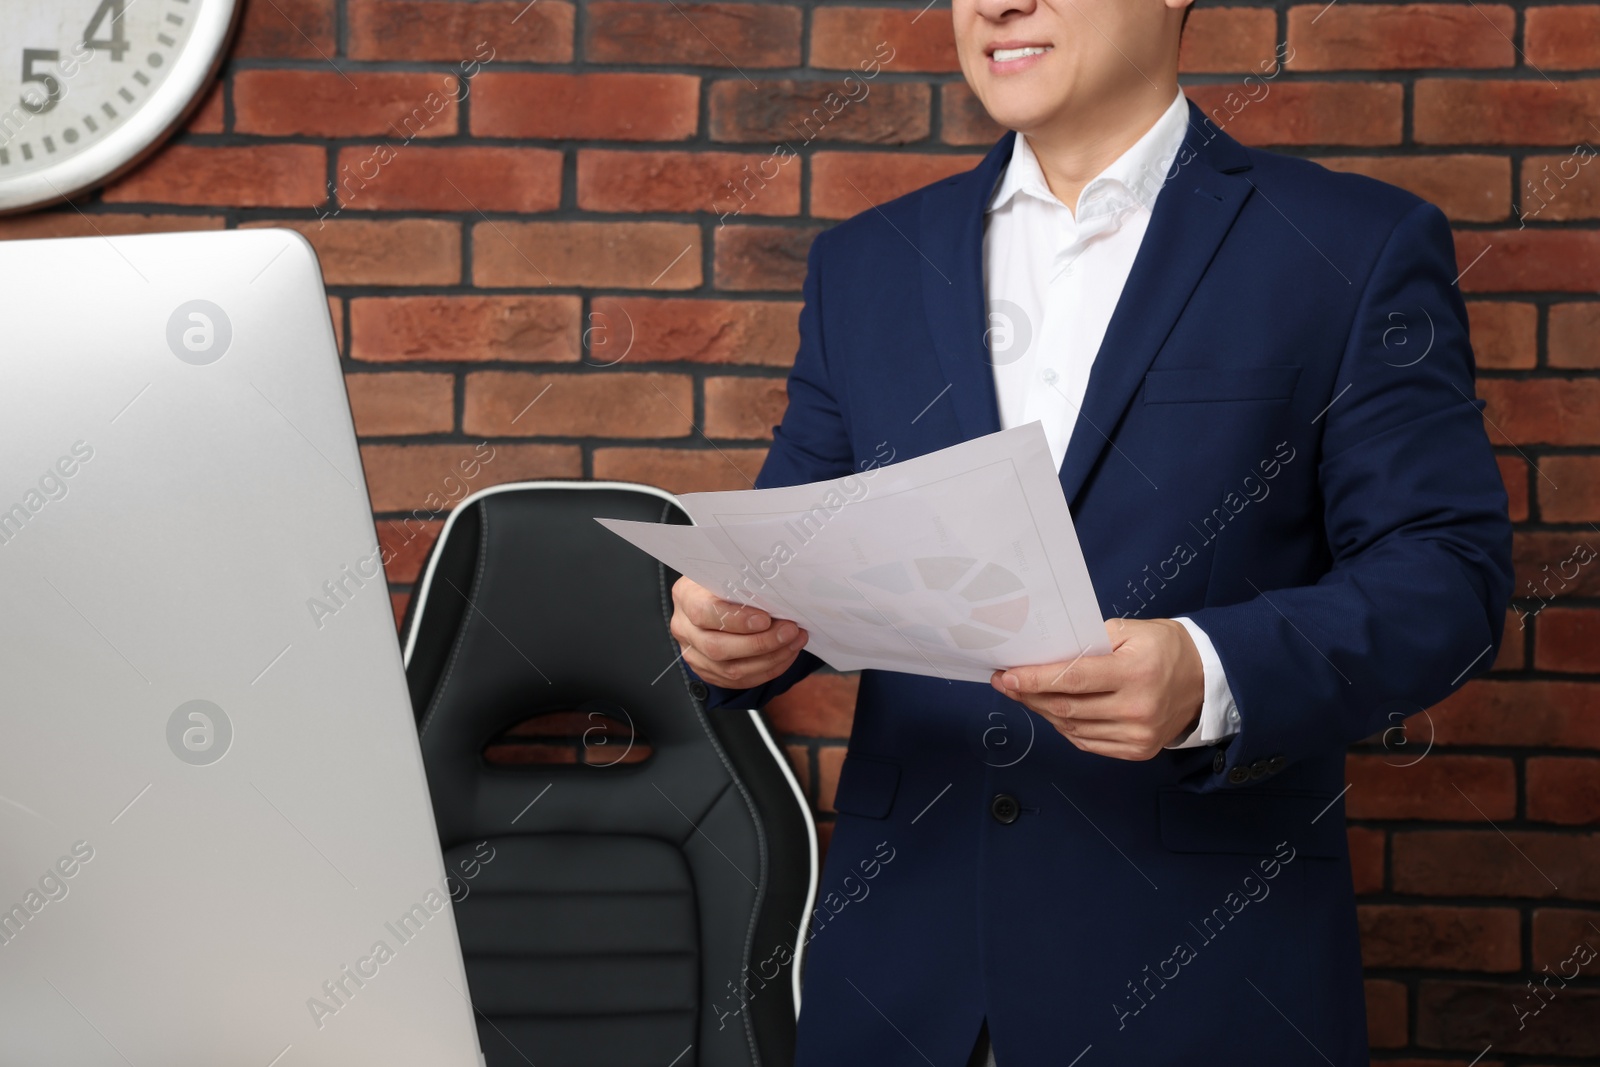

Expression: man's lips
xmin=987 ymin=42 xmax=1054 ymax=69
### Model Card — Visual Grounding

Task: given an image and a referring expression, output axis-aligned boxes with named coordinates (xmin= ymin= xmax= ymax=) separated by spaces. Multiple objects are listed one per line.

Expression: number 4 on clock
xmin=83 ymin=0 xmax=130 ymax=62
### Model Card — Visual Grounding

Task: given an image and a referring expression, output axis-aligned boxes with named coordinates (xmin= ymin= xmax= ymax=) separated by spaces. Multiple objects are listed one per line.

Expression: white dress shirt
xmin=982 ymin=89 xmax=1239 ymax=750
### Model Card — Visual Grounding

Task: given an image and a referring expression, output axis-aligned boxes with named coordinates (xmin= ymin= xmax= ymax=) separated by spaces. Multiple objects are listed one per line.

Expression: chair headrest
xmin=407 ymin=483 xmax=736 ymax=842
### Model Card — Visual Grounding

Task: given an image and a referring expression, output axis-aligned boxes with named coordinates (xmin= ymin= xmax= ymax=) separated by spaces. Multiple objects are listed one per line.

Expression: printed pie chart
xmin=809 ymin=556 xmax=1030 ymax=649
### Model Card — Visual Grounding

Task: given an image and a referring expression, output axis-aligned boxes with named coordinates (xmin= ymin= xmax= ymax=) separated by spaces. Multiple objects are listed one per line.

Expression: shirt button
xmin=1041 ymin=368 xmax=1058 ymax=385
xmin=990 ymin=794 xmax=1020 ymax=824
xmin=1228 ymin=708 xmax=1240 ymax=726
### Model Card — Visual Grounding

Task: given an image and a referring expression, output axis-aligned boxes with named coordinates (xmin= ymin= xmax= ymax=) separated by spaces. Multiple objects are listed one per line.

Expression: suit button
xmin=1227 ymin=767 xmax=1250 ymax=785
xmin=1212 ymin=749 xmax=1226 ymax=775
xmin=688 ymin=680 xmax=709 ymax=701
xmin=1268 ymin=755 xmax=1286 ymax=774
xmin=990 ymin=794 xmax=1020 ymax=824
xmin=1249 ymin=759 xmax=1270 ymax=780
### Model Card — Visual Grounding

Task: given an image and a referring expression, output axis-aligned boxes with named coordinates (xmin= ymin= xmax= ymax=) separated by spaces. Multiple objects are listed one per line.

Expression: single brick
xmin=1417 ymin=79 xmax=1600 ymax=145
xmin=1316 ymin=154 xmax=1509 ymax=223
xmin=703 ymin=376 xmax=789 ymax=438
xmin=234 ymin=70 xmax=460 ymax=138
xmin=102 ymin=145 xmax=325 ymax=207
xmin=472 ymin=73 xmax=699 ymax=140
xmin=1393 ymin=830 xmax=1600 ymax=899
xmin=810 ymin=10 xmax=956 ymax=73
xmin=714 ymin=224 xmax=827 ymax=291
xmin=472 ymin=221 xmax=702 ymax=289
xmin=240 ymin=219 xmax=462 ymax=287
xmin=349 ymin=0 xmax=575 ymax=61
xmin=1358 ymin=905 xmax=1521 ymax=971
xmin=351 ymin=296 xmax=583 ymax=363
xmin=1432 ymin=679 xmax=1600 ymax=748
xmin=577 ymin=149 xmax=801 ymax=217
xmin=332 ymin=145 xmax=562 ymax=213
xmin=1187 ymin=82 xmax=1403 ymax=146
xmin=1479 ymin=378 xmax=1600 ymax=445
xmin=587 ymin=296 xmax=799 ymax=365
xmin=1344 ymin=755 xmax=1516 ymax=820
xmin=1526 ymin=755 xmax=1600 ymax=823
xmin=1465 ymin=300 xmax=1537 ymax=369
xmin=809 ymin=150 xmax=983 ymax=219
xmin=1518 ymin=151 xmax=1600 ymax=222
xmin=345 ymin=371 xmax=455 ymax=436
xmin=1288 ymin=4 xmax=1515 ymax=70
xmin=1549 ymin=302 xmax=1600 ymax=369
xmin=1180 ymin=7 xmax=1280 ymax=73
xmin=462 ymin=371 xmax=695 ymax=438
xmin=709 ymin=79 xmax=931 ymax=145
xmin=1525 ymin=6 xmax=1600 ymax=70
xmin=585 ymin=2 xmax=801 ymax=67
xmin=1539 ymin=457 xmax=1600 ymax=523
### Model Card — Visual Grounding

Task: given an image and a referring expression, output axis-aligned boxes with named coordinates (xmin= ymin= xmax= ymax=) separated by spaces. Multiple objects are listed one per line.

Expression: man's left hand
xmin=990 ymin=618 xmax=1205 ymax=761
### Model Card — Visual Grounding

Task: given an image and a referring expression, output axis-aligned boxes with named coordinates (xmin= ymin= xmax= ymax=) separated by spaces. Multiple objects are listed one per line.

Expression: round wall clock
xmin=0 ymin=0 xmax=240 ymax=214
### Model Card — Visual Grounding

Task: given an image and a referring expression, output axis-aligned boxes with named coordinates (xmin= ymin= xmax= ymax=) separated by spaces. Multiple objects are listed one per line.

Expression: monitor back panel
xmin=0 ymin=229 xmax=482 ymax=1066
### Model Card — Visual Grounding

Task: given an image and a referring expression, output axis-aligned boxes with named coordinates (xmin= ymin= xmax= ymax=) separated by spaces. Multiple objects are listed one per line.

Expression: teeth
xmin=993 ymin=46 xmax=1050 ymax=62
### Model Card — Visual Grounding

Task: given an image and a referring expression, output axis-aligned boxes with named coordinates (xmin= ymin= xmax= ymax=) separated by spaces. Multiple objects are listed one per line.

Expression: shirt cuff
xmin=1164 ymin=616 xmax=1241 ymax=749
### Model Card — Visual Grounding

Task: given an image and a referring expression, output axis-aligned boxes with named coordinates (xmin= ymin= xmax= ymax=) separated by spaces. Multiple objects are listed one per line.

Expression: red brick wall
xmin=4 ymin=1 xmax=1596 ymax=1058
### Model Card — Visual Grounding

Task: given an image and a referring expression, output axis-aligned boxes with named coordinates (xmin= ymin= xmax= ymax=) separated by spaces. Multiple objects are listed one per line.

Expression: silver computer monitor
xmin=0 ymin=228 xmax=483 ymax=1066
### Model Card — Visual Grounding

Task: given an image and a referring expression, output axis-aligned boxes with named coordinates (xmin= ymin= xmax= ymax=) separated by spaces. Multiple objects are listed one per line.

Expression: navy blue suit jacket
xmin=690 ymin=98 xmax=1513 ymax=1066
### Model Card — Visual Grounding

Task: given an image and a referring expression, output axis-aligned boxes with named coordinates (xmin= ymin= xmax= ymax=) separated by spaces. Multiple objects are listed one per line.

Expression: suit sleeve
xmin=1181 ymin=199 xmax=1514 ymax=792
xmin=688 ymin=229 xmax=855 ymax=712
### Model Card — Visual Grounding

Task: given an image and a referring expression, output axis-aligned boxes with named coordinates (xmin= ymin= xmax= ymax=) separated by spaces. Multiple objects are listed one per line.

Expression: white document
xmin=598 ymin=421 xmax=1111 ymax=683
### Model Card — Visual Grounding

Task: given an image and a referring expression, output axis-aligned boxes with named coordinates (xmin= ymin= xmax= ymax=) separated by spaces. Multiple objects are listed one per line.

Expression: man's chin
xmin=975 ymin=92 xmax=1076 ymax=139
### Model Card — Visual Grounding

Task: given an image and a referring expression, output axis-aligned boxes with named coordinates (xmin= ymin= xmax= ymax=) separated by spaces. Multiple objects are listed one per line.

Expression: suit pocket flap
xmin=832 ymin=755 xmax=900 ymax=819
xmin=1143 ymin=366 xmax=1301 ymax=404
xmin=1159 ymin=788 xmax=1344 ymax=858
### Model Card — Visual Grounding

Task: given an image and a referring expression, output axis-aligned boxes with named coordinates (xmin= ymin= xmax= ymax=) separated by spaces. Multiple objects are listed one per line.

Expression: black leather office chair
xmin=400 ymin=482 xmax=817 ymax=1067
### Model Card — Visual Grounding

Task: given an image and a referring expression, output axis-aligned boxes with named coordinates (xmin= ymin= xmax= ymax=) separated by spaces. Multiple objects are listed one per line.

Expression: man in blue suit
xmin=670 ymin=0 xmax=1513 ymax=1062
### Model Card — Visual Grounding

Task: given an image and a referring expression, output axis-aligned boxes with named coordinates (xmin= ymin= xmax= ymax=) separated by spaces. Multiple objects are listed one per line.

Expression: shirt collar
xmin=986 ymin=89 xmax=1189 ymax=218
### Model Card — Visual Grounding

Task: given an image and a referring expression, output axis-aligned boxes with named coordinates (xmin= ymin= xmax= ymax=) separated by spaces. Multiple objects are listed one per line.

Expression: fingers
xmin=669 ymin=576 xmax=809 ymax=688
xmin=1032 ymin=707 xmax=1163 ymax=760
xmin=674 ymin=576 xmax=772 ymax=635
xmin=1003 ymin=689 xmax=1169 ymax=760
xmin=681 ymin=628 xmax=809 ymax=689
xmin=671 ymin=577 xmax=797 ymax=656
xmin=1056 ymin=733 xmax=1155 ymax=762
xmin=993 ymin=651 xmax=1122 ymax=697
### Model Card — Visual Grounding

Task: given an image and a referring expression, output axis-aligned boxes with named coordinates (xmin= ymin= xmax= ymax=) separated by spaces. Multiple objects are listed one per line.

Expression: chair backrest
xmin=401 ymin=481 xmax=817 ymax=1067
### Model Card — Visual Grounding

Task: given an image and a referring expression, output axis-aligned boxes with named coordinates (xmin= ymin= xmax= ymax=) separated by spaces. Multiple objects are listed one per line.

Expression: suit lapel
xmin=1055 ymin=102 xmax=1256 ymax=507
xmin=919 ymin=130 xmax=1015 ymax=443
xmin=915 ymin=99 xmax=1258 ymax=507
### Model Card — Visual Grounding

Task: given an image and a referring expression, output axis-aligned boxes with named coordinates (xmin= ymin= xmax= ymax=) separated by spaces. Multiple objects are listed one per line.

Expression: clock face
xmin=0 ymin=0 xmax=239 ymax=213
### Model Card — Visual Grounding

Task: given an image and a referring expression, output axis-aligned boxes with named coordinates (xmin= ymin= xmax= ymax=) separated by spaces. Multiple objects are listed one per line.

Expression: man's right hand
xmin=669 ymin=576 xmax=809 ymax=690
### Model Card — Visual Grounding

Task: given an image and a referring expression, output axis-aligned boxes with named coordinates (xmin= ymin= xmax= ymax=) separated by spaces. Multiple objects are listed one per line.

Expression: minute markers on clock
xmin=1 ymin=0 xmax=191 ymax=171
